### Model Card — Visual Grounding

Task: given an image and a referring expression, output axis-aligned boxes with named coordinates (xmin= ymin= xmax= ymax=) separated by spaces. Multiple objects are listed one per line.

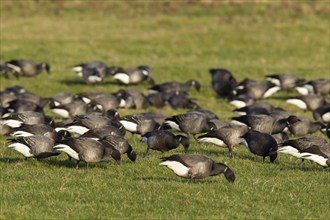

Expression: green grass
xmin=0 ymin=1 xmax=329 ymax=219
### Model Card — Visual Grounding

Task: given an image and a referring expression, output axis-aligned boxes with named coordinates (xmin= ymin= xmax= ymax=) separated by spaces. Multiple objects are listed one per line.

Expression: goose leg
xmin=75 ymin=161 xmax=80 ymax=169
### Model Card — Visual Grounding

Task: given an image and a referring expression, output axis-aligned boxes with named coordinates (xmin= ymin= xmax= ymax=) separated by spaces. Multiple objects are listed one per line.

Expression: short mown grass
xmin=0 ymin=1 xmax=329 ymax=219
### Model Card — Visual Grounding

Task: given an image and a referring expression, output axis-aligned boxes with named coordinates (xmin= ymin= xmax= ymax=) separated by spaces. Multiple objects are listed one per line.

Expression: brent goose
xmin=119 ymin=113 xmax=160 ymax=135
xmin=54 ymin=137 xmax=121 ymax=168
xmin=198 ymin=124 xmax=249 ymax=157
xmin=313 ymin=105 xmax=330 ymax=124
xmin=148 ymin=79 xmax=201 ymax=94
xmin=111 ymin=65 xmax=154 ymax=85
xmin=235 ymin=79 xmax=280 ymax=100
xmin=241 ymin=130 xmax=278 ymax=162
xmin=286 ymin=94 xmax=326 ymax=111
xmin=80 ymin=125 xmax=125 ymax=139
xmin=8 ymin=135 xmax=60 ymax=159
xmin=278 ymin=136 xmax=328 ymax=162
xmin=99 ymin=135 xmax=137 ymax=162
xmin=300 ymin=143 xmax=330 ymax=167
xmin=164 ymin=111 xmax=216 ymax=138
xmin=141 ymin=129 xmax=190 ymax=156
xmin=6 ymin=59 xmax=50 ymax=77
xmin=1 ymin=111 xmax=47 ymax=128
xmin=295 ymin=78 xmax=330 ymax=95
xmin=265 ymin=73 xmax=303 ymax=90
xmin=48 ymin=92 xmax=75 ymax=108
xmin=160 ymin=154 xmax=235 ymax=182
xmin=50 ymin=100 xmax=92 ymax=118
xmin=72 ymin=61 xmax=110 ymax=83
xmin=286 ymin=115 xmax=323 ymax=136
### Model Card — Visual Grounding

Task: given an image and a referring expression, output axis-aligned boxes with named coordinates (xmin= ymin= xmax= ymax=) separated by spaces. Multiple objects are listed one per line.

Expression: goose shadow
xmin=59 ymin=79 xmax=124 ymax=86
xmin=134 ymin=176 xmax=223 ymax=184
xmin=42 ymin=158 xmax=115 ymax=169
xmin=0 ymin=157 xmax=24 ymax=164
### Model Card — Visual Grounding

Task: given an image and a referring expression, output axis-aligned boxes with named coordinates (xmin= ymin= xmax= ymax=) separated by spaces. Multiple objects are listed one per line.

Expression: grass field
xmin=0 ymin=1 xmax=329 ymax=219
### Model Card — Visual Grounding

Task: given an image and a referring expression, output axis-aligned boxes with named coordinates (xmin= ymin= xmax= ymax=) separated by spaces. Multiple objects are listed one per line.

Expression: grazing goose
xmin=198 ymin=124 xmax=249 ymax=157
xmin=111 ymin=65 xmax=154 ymax=85
xmin=6 ymin=59 xmax=50 ymax=77
xmin=286 ymin=94 xmax=326 ymax=111
xmin=75 ymin=90 xmax=104 ymax=104
xmin=313 ymin=105 xmax=330 ymax=124
xmin=54 ymin=137 xmax=121 ymax=168
xmin=278 ymin=136 xmax=328 ymax=162
xmin=231 ymin=114 xmax=287 ymax=135
xmin=141 ymin=130 xmax=190 ymax=156
xmin=7 ymin=135 xmax=60 ymax=159
xmin=64 ymin=111 xmax=123 ymax=135
xmin=235 ymin=79 xmax=280 ymax=100
xmin=72 ymin=61 xmax=110 ymax=83
xmin=0 ymin=60 xmax=11 ymax=78
xmin=286 ymin=115 xmax=323 ymax=136
xmin=165 ymin=92 xmax=199 ymax=109
xmin=117 ymin=89 xmax=150 ymax=109
xmin=1 ymin=111 xmax=47 ymax=128
xmin=164 ymin=112 xmax=216 ymax=138
xmin=99 ymin=135 xmax=137 ymax=162
xmin=119 ymin=113 xmax=160 ymax=135
xmin=209 ymin=68 xmax=237 ymax=98
xmin=300 ymin=143 xmax=330 ymax=167
xmin=232 ymin=102 xmax=274 ymax=115
xmin=241 ymin=130 xmax=278 ymax=162
xmin=148 ymin=79 xmax=201 ymax=94
xmin=160 ymin=154 xmax=235 ymax=182
xmin=49 ymin=92 xmax=75 ymax=108
xmin=50 ymin=100 xmax=92 ymax=118
xmin=265 ymin=73 xmax=303 ymax=90
xmin=228 ymin=94 xmax=255 ymax=109
xmin=295 ymin=78 xmax=330 ymax=95
xmin=80 ymin=125 xmax=125 ymax=139
xmin=10 ymin=123 xmax=56 ymax=139
xmin=87 ymin=93 xmax=120 ymax=113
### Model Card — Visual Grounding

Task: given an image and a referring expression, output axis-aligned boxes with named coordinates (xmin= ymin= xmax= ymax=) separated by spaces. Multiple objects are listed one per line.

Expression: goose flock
xmin=0 ymin=59 xmax=329 ymax=182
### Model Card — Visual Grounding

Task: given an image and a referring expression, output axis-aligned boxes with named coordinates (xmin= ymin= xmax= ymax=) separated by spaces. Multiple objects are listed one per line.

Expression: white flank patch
xmin=8 ymin=143 xmax=33 ymax=157
xmin=235 ymin=85 xmax=244 ymax=90
xmin=113 ymin=73 xmax=130 ymax=84
xmin=286 ymin=99 xmax=307 ymax=110
xmin=96 ymin=104 xmax=103 ymax=111
xmin=54 ymin=127 xmax=67 ymax=132
xmin=266 ymin=77 xmax=281 ymax=86
xmin=11 ymin=131 xmax=34 ymax=137
xmin=322 ymin=112 xmax=330 ymax=123
xmin=232 ymin=111 xmax=246 ymax=116
xmin=7 ymin=63 xmax=22 ymax=73
xmin=81 ymin=97 xmax=91 ymax=104
xmin=51 ymin=108 xmax=70 ymax=118
xmin=119 ymin=99 xmax=126 ymax=108
xmin=160 ymin=161 xmax=190 ymax=178
xmin=164 ymin=121 xmax=181 ymax=131
xmin=72 ymin=66 xmax=83 ymax=73
xmin=53 ymin=144 xmax=79 ymax=160
xmin=147 ymin=89 xmax=159 ymax=94
xmin=229 ymin=100 xmax=247 ymax=109
xmin=198 ymin=137 xmax=226 ymax=146
xmin=53 ymin=100 xmax=61 ymax=106
xmin=120 ymin=120 xmax=138 ymax=132
xmin=303 ymin=84 xmax=314 ymax=94
xmin=88 ymin=75 xmax=102 ymax=83
xmin=263 ymin=86 xmax=281 ymax=98
xmin=141 ymin=70 xmax=149 ymax=76
xmin=277 ymin=146 xmax=301 ymax=158
xmin=300 ymin=153 xmax=327 ymax=167
xmin=295 ymin=87 xmax=309 ymax=95
xmin=67 ymin=125 xmax=89 ymax=135
xmin=2 ymin=119 xmax=23 ymax=128
xmin=231 ymin=120 xmax=248 ymax=127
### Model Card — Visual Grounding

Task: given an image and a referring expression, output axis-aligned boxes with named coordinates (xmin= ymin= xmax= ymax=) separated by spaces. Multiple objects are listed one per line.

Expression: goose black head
xmin=178 ymin=135 xmax=190 ymax=153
